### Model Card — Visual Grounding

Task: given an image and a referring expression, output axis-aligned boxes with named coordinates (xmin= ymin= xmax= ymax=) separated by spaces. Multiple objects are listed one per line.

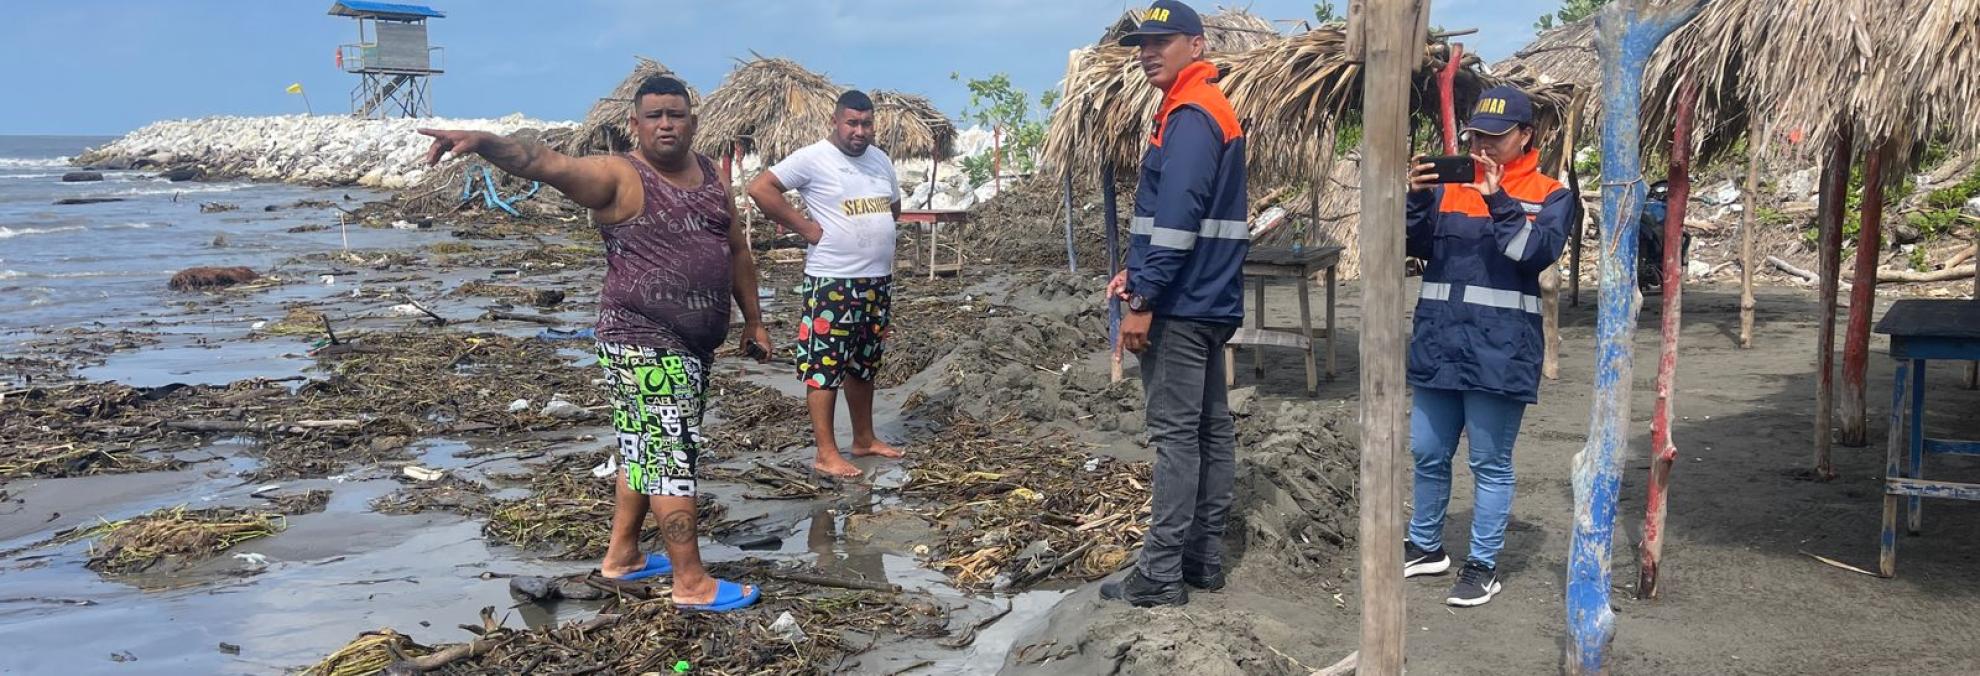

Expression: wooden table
xmin=898 ymin=209 xmax=969 ymax=279
xmin=1873 ymin=299 xmax=1980 ymax=577
xmin=1226 ymin=245 xmax=1344 ymax=396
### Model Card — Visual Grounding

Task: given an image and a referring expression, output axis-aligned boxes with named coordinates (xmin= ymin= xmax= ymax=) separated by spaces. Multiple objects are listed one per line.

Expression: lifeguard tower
xmin=329 ymin=1 xmax=445 ymax=118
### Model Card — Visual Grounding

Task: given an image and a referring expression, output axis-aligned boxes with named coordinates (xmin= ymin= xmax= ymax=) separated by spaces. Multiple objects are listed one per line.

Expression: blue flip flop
xmin=602 ymin=553 xmax=673 ymax=582
xmin=678 ymin=579 xmax=760 ymax=613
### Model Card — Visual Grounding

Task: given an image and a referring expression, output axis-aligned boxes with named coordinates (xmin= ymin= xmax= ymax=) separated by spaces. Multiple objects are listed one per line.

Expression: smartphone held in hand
xmin=1426 ymin=155 xmax=1477 ymax=184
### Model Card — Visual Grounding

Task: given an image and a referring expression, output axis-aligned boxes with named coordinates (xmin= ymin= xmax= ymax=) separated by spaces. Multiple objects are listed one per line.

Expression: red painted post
xmin=1814 ymin=127 xmax=1853 ymax=480
xmin=1840 ymin=144 xmax=1885 ymax=447
xmin=1438 ymin=43 xmax=1464 ymax=154
xmin=722 ymin=141 xmax=734 ymax=185
xmin=1639 ymin=78 xmax=1696 ymax=600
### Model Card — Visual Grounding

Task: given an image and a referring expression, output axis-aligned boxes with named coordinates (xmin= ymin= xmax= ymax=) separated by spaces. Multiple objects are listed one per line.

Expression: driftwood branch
xmin=1766 ymin=255 xmax=1818 ymax=282
xmin=1855 ymin=265 xmax=1978 ymax=284
xmin=482 ymin=310 xmax=563 ymax=326
xmin=765 ymin=570 xmax=901 ymax=593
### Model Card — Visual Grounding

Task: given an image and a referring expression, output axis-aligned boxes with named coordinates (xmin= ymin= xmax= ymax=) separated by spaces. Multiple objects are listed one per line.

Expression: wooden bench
xmin=1225 ymin=245 xmax=1344 ymax=396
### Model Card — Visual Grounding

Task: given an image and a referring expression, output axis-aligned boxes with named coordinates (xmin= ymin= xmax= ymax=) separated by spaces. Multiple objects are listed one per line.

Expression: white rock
xmin=388 ymin=303 xmax=424 ymax=317
xmin=507 ymin=398 xmax=531 ymax=413
xmin=1964 ymin=195 xmax=1980 ymax=218
xmin=76 ymin=113 xmax=575 ymax=187
xmin=1686 ymin=260 xmax=1713 ymax=278
xmin=1779 ymin=168 xmax=1817 ymax=200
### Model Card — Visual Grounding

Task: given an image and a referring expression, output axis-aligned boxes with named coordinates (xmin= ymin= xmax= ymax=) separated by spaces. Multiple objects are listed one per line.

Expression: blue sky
xmin=0 ymin=0 xmax=1559 ymax=135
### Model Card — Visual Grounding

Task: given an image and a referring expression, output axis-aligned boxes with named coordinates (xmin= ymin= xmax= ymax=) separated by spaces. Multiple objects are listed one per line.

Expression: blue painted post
xmin=1568 ymin=1 xmax=1705 ymax=673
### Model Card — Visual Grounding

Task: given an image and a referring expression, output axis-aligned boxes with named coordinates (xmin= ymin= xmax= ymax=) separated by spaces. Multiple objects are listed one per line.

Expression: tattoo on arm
xmin=479 ymin=136 xmax=542 ymax=177
xmin=659 ymin=509 xmax=697 ymax=545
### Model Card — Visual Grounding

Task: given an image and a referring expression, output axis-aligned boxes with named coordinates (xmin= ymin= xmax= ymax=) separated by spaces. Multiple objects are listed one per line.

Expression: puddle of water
xmin=0 ymin=462 xmax=584 ymax=675
xmin=410 ymin=438 xmax=473 ymax=471
xmin=79 ymin=335 xmax=310 ymax=387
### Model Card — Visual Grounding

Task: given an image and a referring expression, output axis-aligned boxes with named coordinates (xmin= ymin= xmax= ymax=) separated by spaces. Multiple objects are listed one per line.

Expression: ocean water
xmin=0 ymin=135 xmax=418 ymax=334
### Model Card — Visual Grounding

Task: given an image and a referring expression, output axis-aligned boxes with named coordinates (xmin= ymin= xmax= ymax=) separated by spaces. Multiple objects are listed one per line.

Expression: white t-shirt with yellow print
xmin=767 ymin=140 xmax=900 ymax=279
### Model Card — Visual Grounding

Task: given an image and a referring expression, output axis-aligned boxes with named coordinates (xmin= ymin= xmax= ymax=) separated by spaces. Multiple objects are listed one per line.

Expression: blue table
xmin=1873 ymin=299 xmax=1980 ymax=577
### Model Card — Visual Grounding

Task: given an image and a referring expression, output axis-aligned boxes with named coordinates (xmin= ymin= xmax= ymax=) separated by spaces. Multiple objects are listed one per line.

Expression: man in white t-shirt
xmin=747 ymin=90 xmax=905 ymax=478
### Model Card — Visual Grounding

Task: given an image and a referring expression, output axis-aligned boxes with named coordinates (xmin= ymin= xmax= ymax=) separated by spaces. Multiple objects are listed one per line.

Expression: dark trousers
xmin=1135 ymin=317 xmax=1239 ymax=582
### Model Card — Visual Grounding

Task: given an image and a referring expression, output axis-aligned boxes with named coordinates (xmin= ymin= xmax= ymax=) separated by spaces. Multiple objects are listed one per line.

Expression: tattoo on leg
xmin=660 ymin=510 xmax=697 ymax=545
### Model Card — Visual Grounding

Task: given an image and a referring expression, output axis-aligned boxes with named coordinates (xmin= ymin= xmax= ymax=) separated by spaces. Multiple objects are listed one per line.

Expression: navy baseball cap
xmin=1118 ymin=0 xmax=1204 ymax=47
xmin=1464 ymin=85 xmax=1535 ymax=136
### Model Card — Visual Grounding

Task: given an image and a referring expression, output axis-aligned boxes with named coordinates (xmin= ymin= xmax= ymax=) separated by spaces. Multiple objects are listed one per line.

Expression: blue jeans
xmin=1407 ymin=386 xmax=1527 ymax=569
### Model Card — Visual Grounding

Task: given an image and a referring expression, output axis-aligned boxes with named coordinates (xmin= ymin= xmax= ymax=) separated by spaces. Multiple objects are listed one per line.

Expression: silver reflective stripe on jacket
xmin=1502 ymin=223 xmax=1534 ymax=260
xmin=1419 ymin=281 xmax=1541 ymax=314
xmin=1131 ymin=216 xmax=1251 ymax=251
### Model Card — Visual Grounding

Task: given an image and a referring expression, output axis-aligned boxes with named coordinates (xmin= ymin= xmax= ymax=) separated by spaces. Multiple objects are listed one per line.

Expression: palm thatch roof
xmin=1492 ymin=17 xmax=1600 ymax=129
xmin=1097 ymin=6 xmax=1283 ymax=54
xmin=694 ymin=55 xmax=842 ymax=163
xmin=559 ymin=57 xmax=700 ymax=157
xmin=1043 ymin=27 xmax=1574 ymax=181
xmin=1507 ymin=0 xmax=1980 ymax=168
xmin=872 ymin=90 xmax=957 ymax=160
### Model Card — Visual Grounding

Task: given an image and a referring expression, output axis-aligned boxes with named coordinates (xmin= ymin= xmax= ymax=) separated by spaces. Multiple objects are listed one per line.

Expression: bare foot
xmin=812 ymin=450 xmax=863 ymax=478
xmin=852 ymin=440 xmax=904 ymax=459
xmin=598 ymin=549 xmax=646 ymax=578
xmin=670 ymin=576 xmax=753 ymax=606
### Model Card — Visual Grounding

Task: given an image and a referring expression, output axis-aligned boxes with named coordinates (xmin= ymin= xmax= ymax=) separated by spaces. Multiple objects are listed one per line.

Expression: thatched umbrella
xmin=559 ymin=57 xmax=700 ymax=158
xmin=1635 ymin=0 xmax=1980 ymax=470
xmin=695 ymin=54 xmax=842 ymax=163
xmin=1096 ymin=6 xmax=1282 ymax=54
xmin=871 ymin=90 xmax=957 ymax=161
xmin=1044 ymin=28 xmax=1573 ymax=187
xmin=1493 ymin=17 xmax=1600 ymax=138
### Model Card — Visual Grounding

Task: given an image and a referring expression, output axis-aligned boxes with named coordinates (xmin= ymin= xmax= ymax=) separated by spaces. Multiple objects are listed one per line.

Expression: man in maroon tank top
xmin=416 ymin=75 xmax=769 ymax=612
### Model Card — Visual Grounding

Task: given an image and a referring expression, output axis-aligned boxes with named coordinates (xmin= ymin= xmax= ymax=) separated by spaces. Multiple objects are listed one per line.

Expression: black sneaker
xmin=1099 ymin=569 xmax=1189 ymax=607
xmin=1181 ymin=561 xmax=1225 ymax=592
xmin=1446 ymin=560 xmax=1502 ymax=607
xmin=1404 ymin=540 xmax=1451 ymax=578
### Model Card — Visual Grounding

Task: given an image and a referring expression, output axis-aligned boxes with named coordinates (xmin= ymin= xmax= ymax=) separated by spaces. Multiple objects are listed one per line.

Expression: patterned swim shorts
xmin=796 ymin=275 xmax=892 ymax=390
xmin=596 ymin=341 xmax=707 ymax=497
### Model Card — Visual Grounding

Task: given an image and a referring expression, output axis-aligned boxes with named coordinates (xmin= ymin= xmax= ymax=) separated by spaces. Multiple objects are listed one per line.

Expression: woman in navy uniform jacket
xmin=1399 ymin=85 xmax=1571 ymax=608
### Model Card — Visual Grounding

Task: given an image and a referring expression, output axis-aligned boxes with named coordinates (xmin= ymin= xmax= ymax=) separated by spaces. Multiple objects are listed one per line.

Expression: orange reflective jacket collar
xmin=1150 ymin=60 xmax=1242 ymax=146
xmin=1500 ymin=149 xmax=1541 ymax=181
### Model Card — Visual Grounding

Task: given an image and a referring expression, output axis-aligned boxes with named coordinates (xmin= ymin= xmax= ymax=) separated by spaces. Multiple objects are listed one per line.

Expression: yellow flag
xmin=286 ymin=83 xmax=304 ymax=95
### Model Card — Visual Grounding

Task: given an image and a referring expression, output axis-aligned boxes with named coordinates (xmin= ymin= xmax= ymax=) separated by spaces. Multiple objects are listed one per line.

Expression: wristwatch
xmin=1126 ymin=293 xmax=1150 ymax=313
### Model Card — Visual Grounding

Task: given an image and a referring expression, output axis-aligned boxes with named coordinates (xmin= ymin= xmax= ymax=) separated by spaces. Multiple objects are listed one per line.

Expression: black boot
xmin=1099 ymin=569 xmax=1189 ymax=607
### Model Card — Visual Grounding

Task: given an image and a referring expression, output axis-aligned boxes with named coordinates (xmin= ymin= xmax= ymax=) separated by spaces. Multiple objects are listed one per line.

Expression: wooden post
xmin=1739 ymin=121 xmax=1759 ymax=349
xmin=926 ymin=157 xmax=940 ymax=210
xmin=1569 ymin=2 xmax=1702 ymax=672
xmin=1814 ymin=127 xmax=1853 ymax=480
xmin=1542 ymin=106 xmax=1580 ymax=379
xmin=1354 ymin=1 xmax=1422 ymax=672
xmin=1639 ymin=77 xmax=1696 ymax=601
xmin=1062 ymin=169 xmax=1079 ymax=273
xmin=1104 ymin=163 xmax=1123 ymax=383
xmin=1840 ymin=143 xmax=1887 ymax=447
xmin=993 ymin=125 xmax=1003 ymax=195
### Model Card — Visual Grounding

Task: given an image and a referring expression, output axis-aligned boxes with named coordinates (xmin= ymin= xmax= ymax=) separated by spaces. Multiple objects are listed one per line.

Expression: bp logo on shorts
xmin=634 ymin=356 xmax=692 ymax=397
